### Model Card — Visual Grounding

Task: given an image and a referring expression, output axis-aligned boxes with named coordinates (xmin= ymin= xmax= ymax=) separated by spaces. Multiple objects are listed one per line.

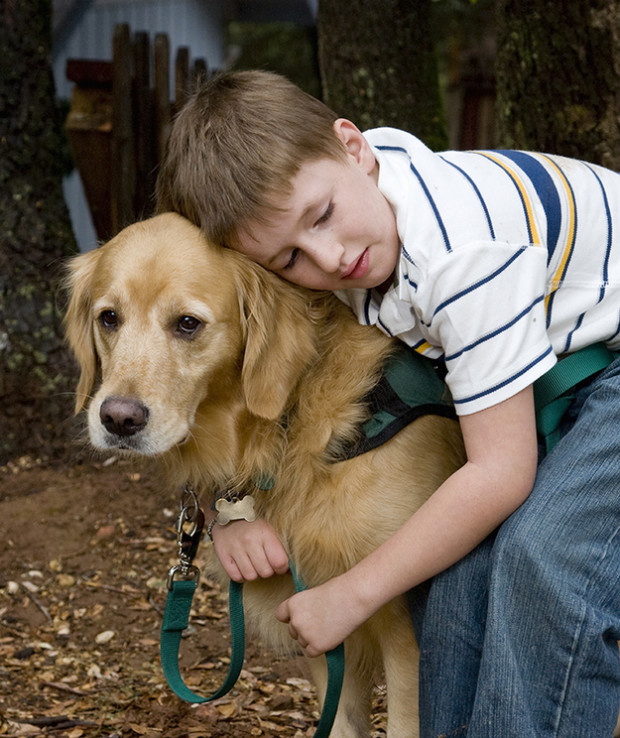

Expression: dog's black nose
xmin=100 ymin=397 xmax=149 ymax=437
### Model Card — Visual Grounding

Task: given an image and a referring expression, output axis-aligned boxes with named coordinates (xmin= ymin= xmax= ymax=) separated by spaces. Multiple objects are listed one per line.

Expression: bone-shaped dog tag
xmin=215 ymin=495 xmax=257 ymax=525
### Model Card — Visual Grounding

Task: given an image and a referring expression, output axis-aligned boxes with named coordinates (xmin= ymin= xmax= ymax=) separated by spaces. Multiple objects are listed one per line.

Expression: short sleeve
xmin=411 ymin=240 xmax=556 ymax=414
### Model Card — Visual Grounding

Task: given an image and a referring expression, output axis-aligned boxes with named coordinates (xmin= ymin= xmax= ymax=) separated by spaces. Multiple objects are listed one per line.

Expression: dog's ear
xmin=64 ymin=249 xmax=101 ymax=414
xmin=234 ymin=259 xmax=317 ymax=421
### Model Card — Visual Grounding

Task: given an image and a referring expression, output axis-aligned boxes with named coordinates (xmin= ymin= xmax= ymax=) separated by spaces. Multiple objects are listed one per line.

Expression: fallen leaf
xmin=216 ymin=702 xmax=236 ymax=718
xmin=129 ymin=724 xmax=151 ymax=735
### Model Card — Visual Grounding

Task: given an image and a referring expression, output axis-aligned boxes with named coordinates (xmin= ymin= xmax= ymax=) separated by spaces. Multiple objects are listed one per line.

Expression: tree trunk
xmin=0 ymin=0 xmax=79 ymax=464
xmin=496 ymin=0 xmax=620 ymax=169
xmin=317 ymin=0 xmax=447 ymax=151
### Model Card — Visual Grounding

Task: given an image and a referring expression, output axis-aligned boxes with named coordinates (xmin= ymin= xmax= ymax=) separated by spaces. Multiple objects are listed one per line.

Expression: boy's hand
xmin=211 ymin=518 xmax=289 ymax=582
xmin=275 ymin=574 xmax=367 ymax=657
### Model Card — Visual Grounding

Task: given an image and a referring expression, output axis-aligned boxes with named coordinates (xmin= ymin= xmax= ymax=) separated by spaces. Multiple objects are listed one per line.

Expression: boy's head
xmin=156 ymin=70 xmax=347 ymax=249
xmin=157 ymin=70 xmax=400 ymax=293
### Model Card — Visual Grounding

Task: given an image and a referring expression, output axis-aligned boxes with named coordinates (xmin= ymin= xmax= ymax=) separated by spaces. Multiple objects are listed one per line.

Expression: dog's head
xmin=64 ymin=213 xmax=317 ymax=456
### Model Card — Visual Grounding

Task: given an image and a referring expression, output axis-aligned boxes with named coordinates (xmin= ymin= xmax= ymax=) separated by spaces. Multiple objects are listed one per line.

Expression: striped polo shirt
xmin=335 ymin=127 xmax=620 ymax=416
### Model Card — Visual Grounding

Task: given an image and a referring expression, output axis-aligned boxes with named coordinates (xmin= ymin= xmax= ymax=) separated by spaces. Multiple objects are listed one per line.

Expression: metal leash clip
xmin=167 ymin=486 xmax=205 ymax=590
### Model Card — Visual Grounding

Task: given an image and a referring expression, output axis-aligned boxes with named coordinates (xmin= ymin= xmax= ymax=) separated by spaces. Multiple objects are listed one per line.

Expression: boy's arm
xmin=211 ymin=518 xmax=290 ymax=582
xmin=276 ymin=386 xmax=538 ymax=657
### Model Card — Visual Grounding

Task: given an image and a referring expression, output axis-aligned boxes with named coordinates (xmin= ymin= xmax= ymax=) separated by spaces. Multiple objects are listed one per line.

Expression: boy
xmin=156 ymin=70 xmax=620 ymax=737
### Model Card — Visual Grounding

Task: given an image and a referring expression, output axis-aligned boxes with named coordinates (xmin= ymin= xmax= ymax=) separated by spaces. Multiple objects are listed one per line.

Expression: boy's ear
xmin=333 ymin=118 xmax=376 ymax=173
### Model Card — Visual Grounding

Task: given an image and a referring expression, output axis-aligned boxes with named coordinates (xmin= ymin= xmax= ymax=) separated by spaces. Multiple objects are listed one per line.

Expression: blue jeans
xmin=409 ymin=357 xmax=620 ymax=737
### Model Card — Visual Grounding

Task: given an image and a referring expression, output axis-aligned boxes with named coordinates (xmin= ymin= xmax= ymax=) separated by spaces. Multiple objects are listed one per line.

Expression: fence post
xmin=175 ymin=46 xmax=190 ymax=109
xmin=193 ymin=58 xmax=208 ymax=87
xmin=154 ymin=33 xmax=171 ymax=171
xmin=111 ymin=23 xmax=136 ymax=234
xmin=133 ymin=31 xmax=156 ymax=218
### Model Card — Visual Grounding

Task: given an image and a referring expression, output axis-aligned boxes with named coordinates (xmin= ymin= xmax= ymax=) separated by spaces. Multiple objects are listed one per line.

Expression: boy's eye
xmin=283 ymin=248 xmax=300 ymax=270
xmin=314 ymin=202 xmax=334 ymax=227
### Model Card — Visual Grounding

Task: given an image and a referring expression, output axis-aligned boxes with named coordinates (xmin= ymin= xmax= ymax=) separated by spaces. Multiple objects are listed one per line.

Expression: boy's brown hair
xmin=156 ymin=70 xmax=346 ymax=247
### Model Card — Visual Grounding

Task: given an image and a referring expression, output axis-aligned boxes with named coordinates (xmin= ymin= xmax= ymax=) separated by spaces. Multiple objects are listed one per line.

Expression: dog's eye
xmin=176 ymin=315 xmax=202 ymax=337
xmin=99 ymin=310 xmax=119 ymax=330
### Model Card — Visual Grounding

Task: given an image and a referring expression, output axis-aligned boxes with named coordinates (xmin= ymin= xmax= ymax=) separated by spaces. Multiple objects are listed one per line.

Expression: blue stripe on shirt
xmin=440 ymin=156 xmax=495 ymax=240
xmin=494 ymin=150 xmax=561 ymax=264
xmin=475 ymin=152 xmax=541 ymax=245
xmin=363 ymin=292 xmax=373 ymax=325
xmin=444 ymin=294 xmax=545 ymax=362
xmin=562 ymin=164 xmax=613 ymax=351
xmin=429 ymin=248 xmax=529 ymax=321
xmin=585 ymin=163 xmax=613 ymax=302
xmin=563 ymin=312 xmax=585 ymax=353
xmin=541 ymin=154 xmax=578 ymax=288
xmin=540 ymin=155 xmax=578 ymax=328
xmin=377 ymin=316 xmax=394 ymax=336
xmin=453 ymin=345 xmax=554 ymax=406
xmin=377 ymin=145 xmax=452 ymax=252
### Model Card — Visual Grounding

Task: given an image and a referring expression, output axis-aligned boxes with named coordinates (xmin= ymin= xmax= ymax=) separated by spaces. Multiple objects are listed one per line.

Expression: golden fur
xmin=65 ymin=213 xmax=465 ymax=738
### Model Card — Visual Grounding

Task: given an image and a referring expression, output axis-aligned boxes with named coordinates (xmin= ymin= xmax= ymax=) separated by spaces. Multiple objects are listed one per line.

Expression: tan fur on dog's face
xmin=65 ymin=216 xmax=243 ymax=454
xmin=65 ymin=213 xmax=317 ymax=458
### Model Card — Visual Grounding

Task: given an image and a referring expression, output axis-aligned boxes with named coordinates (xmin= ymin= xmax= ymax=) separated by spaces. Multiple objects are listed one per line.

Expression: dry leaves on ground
xmin=0 ymin=458 xmax=388 ymax=737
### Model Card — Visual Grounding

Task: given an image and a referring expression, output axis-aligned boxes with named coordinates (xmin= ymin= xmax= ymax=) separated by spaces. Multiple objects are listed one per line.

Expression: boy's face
xmin=235 ymin=120 xmax=400 ymax=292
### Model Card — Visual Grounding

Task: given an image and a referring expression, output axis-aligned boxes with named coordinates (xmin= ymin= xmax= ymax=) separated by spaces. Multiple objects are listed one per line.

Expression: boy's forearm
xmin=343 ymin=458 xmax=533 ymax=617
xmin=343 ymin=387 xmax=539 ymax=621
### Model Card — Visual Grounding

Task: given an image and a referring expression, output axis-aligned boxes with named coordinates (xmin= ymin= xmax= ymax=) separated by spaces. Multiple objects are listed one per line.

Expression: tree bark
xmin=0 ymin=0 xmax=79 ymax=464
xmin=317 ymin=0 xmax=447 ymax=151
xmin=496 ymin=0 xmax=620 ymax=168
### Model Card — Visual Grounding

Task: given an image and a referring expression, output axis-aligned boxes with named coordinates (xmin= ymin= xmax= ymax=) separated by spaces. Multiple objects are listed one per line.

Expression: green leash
xmin=161 ymin=577 xmax=245 ymax=702
xmin=534 ymin=343 xmax=618 ymax=452
xmin=160 ymin=490 xmax=345 ymax=737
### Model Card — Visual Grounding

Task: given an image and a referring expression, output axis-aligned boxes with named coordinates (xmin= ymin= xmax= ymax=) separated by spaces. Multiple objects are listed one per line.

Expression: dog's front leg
xmin=307 ymin=639 xmax=373 ymax=738
xmin=375 ymin=599 xmax=420 ymax=738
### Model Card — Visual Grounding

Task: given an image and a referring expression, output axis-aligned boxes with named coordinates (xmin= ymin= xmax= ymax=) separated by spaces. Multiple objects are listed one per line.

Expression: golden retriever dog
xmin=65 ymin=213 xmax=465 ymax=738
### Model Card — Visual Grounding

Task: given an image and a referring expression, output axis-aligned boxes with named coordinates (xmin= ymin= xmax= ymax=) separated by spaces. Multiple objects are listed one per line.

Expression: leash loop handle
xmin=161 ymin=578 xmax=245 ymax=703
xmin=161 ymin=564 xmax=345 ymax=736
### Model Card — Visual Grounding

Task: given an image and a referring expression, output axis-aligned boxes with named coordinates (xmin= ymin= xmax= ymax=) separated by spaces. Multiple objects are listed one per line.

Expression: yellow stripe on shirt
xmin=541 ymin=154 xmax=577 ymax=300
xmin=415 ymin=341 xmax=433 ymax=355
xmin=478 ymin=152 xmax=541 ymax=246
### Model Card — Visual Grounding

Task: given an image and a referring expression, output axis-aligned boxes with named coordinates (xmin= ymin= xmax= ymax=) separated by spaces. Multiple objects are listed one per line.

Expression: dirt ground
xmin=0 ymin=455 xmax=388 ymax=738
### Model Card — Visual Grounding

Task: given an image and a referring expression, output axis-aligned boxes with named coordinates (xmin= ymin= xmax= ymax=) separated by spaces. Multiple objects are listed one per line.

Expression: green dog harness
xmin=333 ymin=343 xmax=455 ymax=461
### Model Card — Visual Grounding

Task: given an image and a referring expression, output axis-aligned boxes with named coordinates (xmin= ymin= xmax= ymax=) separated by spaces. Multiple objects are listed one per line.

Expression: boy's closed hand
xmin=275 ymin=575 xmax=367 ymax=658
xmin=211 ymin=518 xmax=289 ymax=582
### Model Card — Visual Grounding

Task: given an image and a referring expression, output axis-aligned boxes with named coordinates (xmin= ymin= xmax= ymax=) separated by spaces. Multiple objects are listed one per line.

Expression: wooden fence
xmin=65 ymin=23 xmax=208 ymax=241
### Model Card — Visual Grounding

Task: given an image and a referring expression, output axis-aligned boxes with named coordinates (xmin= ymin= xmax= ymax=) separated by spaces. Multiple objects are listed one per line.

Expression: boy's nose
xmin=311 ymin=241 xmax=345 ymax=273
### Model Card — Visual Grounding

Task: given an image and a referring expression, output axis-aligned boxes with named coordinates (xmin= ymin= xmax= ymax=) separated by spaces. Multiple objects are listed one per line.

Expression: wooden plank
xmin=175 ymin=46 xmax=189 ymax=109
xmin=66 ymin=59 xmax=112 ymax=87
xmin=111 ymin=23 xmax=136 ymax=235
xmin=154 ymin=33 xmax=171 ymax=167
xmin=65 ymin=59 xmax=113 ymax=239
xmin=192 ymin=58 xmax=208 ymax=87
xmin=133 ymin=31 xmax=155 ymax=218
xmin=66 ymin=25 xmax=207 ymax=233
xmin=65 ymin=85 xmax=113 ymax=240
